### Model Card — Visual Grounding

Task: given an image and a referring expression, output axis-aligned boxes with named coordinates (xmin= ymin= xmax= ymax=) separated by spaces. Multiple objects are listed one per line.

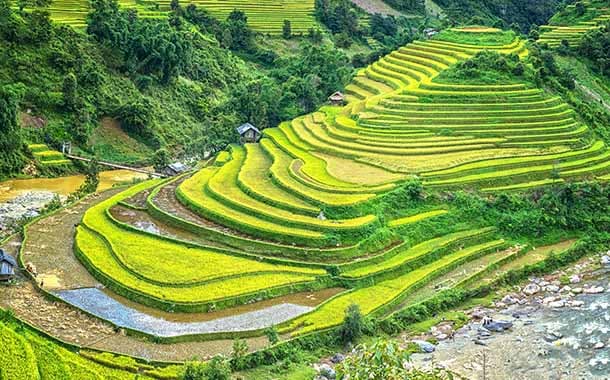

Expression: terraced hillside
xmin=538 ymin=1 xmax=610 ymax=48
xmin=40 ymin=0 xmax=315 ymax=34
xmin=0 ymin=318 xmax=178 ymax=379
xmin=73 ymin=28 xmax=610 ymax=339
xmin=28 ymin=144 xmax=73 ymax=168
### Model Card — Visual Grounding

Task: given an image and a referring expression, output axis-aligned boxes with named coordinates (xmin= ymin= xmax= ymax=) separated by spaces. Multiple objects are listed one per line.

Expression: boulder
xmin=569 ymin=275 xmax=581 ymax=284
xmin=330 ymin=353 xmax=345 ymax=364
xmin=572 ymin=287 xmax=583 ymax=294
xmin=482 ymin=319 xmax=513 ymax=332
xmin=601 ymin=255 xmax=610 ymax=266
xmin=523 ymin=283 xmax=541 ymax=296
xmin=412 ymin=340 xmax=436 ymax=353
xmin=545 ymin=285 xmax=560 ymax=293
xmin=501 ymin=294 xmax=519 ymax=305
xmin=584 ymin=286 xmax=604 ymax=294
xmin=548 ymin=300 xmax=566 ymax=308
xmin=568 ymin=300 xmax=585 ymax=307
xmin=319 ymin=364 xmax=336 ymax=379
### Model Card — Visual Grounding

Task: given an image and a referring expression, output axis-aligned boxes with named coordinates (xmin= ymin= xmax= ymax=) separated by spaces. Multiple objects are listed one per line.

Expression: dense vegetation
xmin=436 ymin=0 xmax=565 ymax=32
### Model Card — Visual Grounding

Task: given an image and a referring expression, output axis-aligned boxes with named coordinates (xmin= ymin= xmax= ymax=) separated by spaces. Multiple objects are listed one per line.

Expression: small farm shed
xmin=0 ymin=249 xmax=17 ymax=281
xmin=163 ymin=162 xmax=189 ymax=177
xmin=236 ymin=123 xmax=262 ymax=144
xmin=328 ymin=91 xmax=346 ymax=106
xmin=424 ymin=28 xmax=439 ymax=38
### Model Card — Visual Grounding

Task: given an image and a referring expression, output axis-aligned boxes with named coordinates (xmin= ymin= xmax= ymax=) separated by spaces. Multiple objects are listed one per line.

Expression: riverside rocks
xmin=523 ymin=283 xmax=541 ymax=295
xmin=0 ymin=191 xmax=60 ymax=234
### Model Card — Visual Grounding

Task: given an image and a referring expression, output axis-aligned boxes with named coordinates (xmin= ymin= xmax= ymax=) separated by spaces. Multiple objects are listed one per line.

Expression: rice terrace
xmin=0 ymin=0 xmax=609 ymax=379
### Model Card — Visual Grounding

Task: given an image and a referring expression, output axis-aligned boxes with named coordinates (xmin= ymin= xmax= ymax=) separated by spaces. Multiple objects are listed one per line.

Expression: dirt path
xmin=575 ymin=80 xmax=610 ymax=113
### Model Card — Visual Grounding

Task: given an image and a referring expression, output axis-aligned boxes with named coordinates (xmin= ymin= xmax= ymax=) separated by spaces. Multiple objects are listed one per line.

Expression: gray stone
xmin=330 ymin=353 xmax=345 ymax=364
xmin=412 ymin=340 xmax=436 ymax=353
xmin=482 ymin=319 xmax=513 ymax=332
xmin=319 ymin=364 xmax=336 ymax=379
xmin=545 ymin=285 xmax=560 ymax=293
xmin=523 ymin=283 xmax=541 ymax=295
xmin=583 ymin=286 xmax=604 ymax=294
xmin=501 ymin=294 xmax=519 ymax=305
xmin=601 ymin=255 xmax=610 ymax=266
xmin=548 ymin=300 xmax=566 ymax=308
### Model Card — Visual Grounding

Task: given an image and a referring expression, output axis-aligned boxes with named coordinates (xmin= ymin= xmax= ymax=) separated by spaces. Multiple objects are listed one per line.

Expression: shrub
xmin=231 ymin=338 xmax=249 ymax=370
xmin=264 ymin=326 xmax=280 ymax=345
xmin=338 ymin=303 xmax=364 ymax=345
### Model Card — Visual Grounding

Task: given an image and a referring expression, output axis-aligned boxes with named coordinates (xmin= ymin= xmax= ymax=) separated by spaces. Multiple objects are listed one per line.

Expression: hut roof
xmin=329 ymin=91 xmax=345 ymax=101
xmin=236 ymin=123 xmax=261 ymax=136
xmin=0 ymin=249 xmax=16 ymax=276
xmin=167 ymin=162 xmax=188 ymax=173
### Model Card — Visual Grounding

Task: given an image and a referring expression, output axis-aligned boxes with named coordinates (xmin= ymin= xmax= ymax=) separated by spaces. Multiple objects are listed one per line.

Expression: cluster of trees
xmin=434 ymin=0 xmax=563 ymax=32
xmin=0 ymin=85 xmax=26 ymax=178
xmin=437 ymin=50 xmax=526 ymax=83
xmin=382 ymin=0 xmax=425 ymax=13
xmin=315 ymin=0 xmax=361 ymax=47
xmin=579 ymin=21 xmax=610 ymax=77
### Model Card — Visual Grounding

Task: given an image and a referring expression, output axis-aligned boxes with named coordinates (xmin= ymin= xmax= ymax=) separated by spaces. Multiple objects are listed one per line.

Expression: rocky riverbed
xmin=409 ymin=252 xmax=610 ymax=380
xmin=313 ymin=251 xmax=610 ymax=380
xmin=0 ymin=191 xmax=62 ymax=237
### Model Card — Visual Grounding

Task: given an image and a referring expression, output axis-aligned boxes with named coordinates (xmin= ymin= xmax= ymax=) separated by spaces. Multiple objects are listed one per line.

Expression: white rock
xmin=561 ymin=286 xmax=572 ymax=293
xmin=584 ymin=286 xmax=604 ymax=294
xmin=523 ymin=283 xmax=541 ymax=295
xmin=594 ymin=342 xmax=605 ymax=349
xmin=542 ymin=296 xmax=558 ymax=304
xmin=545 ymin=285 xmax=560 ymax=293
xmin=501 ymin=294 xmax=519 ymax=305
xmin=569 ymin=275 xmax=581 ymax=284
xmin=601 ymin=255 xmax=610 ymax=266
xmin=548 ymin=300 xmax=566 ymax=308
xmin=572 ymin=287 xmax=583 ymax=294
xmin=568 ymin=300 xmax=585 ymax=307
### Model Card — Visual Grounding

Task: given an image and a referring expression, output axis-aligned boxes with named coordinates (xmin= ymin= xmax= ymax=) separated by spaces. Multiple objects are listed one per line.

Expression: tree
xmin=337 ymin=339 xmax=448 ymax=380
xmin=116 ymin=100 xmax=153 ymax=139
xmin=282 ymin=19 xmax=292 ymax=39
xmin=62 ymin=72 xmax=77 ymax=111
xmin=181 ymin=361 xmax=206 ymax=380
xmin=575 ymin=1 xmax=586 ymax=16
xmin=0 ymin=85 xmax=26 ymax=177
xmin=153 ymin=148 xmax=170 ymax=172
xmin=338 ymin=303 xmax=363 ymax=345
xmin=170 ymin=0 xmax=180 ymax=11
xmin=264 ymin=326 xmax=279 ymax=345
xmin=226 ymin=9 xmax=254 ymax=51
xmin=230 ymin=338 xmax=248 ymax=370
xmin=204 ymin=357 xmax=231 ymax=380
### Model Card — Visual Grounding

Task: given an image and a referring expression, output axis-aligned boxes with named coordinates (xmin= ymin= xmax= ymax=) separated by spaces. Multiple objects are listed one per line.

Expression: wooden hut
xmin=236 ymin=123 xmax=262 ymax=144
xmin=0 ymin=249 xmax=17 ymax=281
xmin=328 ymin=91 xmax=346 ymax=106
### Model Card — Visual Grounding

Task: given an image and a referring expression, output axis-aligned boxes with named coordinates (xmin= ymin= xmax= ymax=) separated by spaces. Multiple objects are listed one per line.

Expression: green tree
xmin=338 ymin=303 xmax=363 ymax=345
xmin=264 ymin=325 xmax=280 ymax=345
xmin=62 ymin=72 xmax=77 ymax=111
xmin=0 ymin=85 xmax=26 ymax=177
xmin=337 ymin=339 xmax=448 ymax=380
xmin=153 ymin=148 xmax=171 ymax=171
xmin=230 ymin=338 xmax=248 ymax=370
xmin=282 ymin=19 xmax=292 ymax=39
xmin=205 ymin=356 xmax=231 ymax=380
xmin=181 ymin=361 xmax=206 ymax=380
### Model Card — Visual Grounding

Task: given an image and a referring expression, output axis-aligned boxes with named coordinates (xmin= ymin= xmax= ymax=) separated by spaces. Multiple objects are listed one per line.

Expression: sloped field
xmin=538 ymin=1 xmax=610 ymax=48
xmin=40 ymin=0 xmax=315 ymax=34
xmin=74 ymin=28 xmax=609 ymax=338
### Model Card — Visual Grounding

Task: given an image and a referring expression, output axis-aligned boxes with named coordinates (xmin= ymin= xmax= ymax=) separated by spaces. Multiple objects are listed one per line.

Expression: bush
xmin=338 ymin=303 xmax=364 ymax=345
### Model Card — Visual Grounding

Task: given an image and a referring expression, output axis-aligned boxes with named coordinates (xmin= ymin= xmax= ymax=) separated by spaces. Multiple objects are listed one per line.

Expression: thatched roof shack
xmin=328 ymin=91 xmax=346 ymax=106
xmin=0 ymin=249 xmax=17 ymax=281
xmin=236 ymin=123 xmax=262 ymax=144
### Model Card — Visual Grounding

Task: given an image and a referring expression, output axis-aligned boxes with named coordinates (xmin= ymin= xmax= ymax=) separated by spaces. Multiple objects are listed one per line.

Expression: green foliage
xmin=435 ymin=0 xmax=563 ymax=32
xmin=283 ymin=20 xmax=292 ymax=39
xmin=436 ymin=50 xmax=527 ymax=84
xmin=579 ymin=21 xmax=610 ymax=77
xmin=264 ymin=326 xmax=280 ymax=345
xmin=205 ymin=356 xmax=232 ymax=380
xmin=315 ymin=0 xmax=359 ymax=37
xmin=231 ymin=338 xmax=249 ymax=370
xmin=338 ymin=303 xmax=364 ymax=345
xmin=0 ymin=85 xmax=26 ymax=178
xmin=181 ymin=361 xmax=207 ymax=380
